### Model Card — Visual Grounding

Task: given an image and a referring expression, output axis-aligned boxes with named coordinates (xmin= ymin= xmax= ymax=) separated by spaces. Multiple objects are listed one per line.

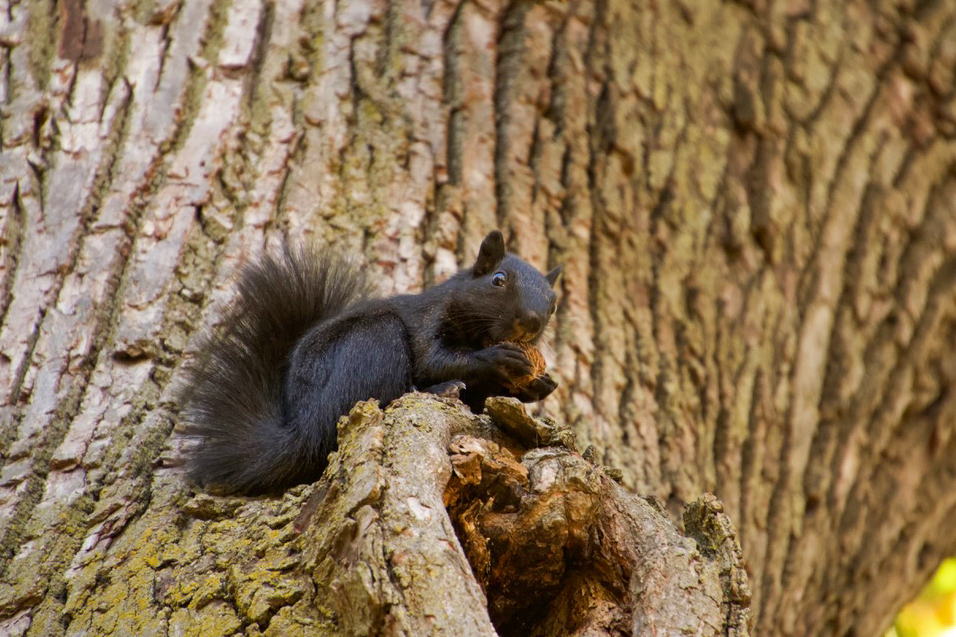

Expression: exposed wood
xmin=446 ymin=399 xmax=751 ymax=636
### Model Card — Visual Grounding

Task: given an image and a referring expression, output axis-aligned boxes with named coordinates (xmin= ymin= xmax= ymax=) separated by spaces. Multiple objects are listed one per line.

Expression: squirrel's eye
xmin=549 ymin=302 xmax=556 ymax=315
xmin=491 ymin=271 xmax=507 ymax=287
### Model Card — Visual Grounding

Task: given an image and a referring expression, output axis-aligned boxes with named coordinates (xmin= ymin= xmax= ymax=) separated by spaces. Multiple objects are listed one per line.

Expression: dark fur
xmin=178 ymin=231 xmax=560 ymax=494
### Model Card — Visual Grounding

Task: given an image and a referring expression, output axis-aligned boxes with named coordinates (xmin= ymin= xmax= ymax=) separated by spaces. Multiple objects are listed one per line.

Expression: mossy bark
xmin=6 ymin=393 xmax=747 ymax=636
xmin=2 ymin=0 xmax=956 ymax=635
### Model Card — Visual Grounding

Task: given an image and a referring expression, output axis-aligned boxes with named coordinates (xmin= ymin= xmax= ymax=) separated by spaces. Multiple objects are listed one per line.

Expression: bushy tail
xmin=178 ymin=242 xmax=372 ymax=494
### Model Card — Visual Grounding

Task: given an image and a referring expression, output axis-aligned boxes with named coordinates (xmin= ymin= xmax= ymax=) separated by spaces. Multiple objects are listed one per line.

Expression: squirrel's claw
xmin=423 ymin=380 xmax=467 ymax=399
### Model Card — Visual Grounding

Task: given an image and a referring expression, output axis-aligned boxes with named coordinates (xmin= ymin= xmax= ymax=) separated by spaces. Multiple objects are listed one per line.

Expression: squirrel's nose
xmin=521 ymin=312 xmax=543 ymax=335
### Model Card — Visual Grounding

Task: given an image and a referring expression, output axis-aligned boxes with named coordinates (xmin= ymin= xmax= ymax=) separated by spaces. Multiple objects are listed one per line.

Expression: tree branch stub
xmin=301 ymin=394 xmax=752 ymax=636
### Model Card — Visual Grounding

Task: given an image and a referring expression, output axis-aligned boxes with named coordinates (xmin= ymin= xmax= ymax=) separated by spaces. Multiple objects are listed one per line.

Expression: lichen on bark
xmin=24 ymin=395 xmax=747 ymax=636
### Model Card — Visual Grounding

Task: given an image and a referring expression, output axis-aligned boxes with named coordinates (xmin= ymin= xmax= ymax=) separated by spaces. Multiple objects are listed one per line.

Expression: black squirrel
xmin=178 ymin=230 xmax=561 ymax=494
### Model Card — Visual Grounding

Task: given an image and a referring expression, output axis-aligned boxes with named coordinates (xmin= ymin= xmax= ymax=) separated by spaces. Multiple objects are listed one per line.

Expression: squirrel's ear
xmin=473 ymin=230 xmax=505 ymax=276
xmin=546 ymin=265 xmax=562 ymax=287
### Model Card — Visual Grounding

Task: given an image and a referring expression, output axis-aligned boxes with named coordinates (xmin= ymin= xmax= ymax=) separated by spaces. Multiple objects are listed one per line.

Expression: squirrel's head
xmin=448 ymin=230 xmax=561 ymax=346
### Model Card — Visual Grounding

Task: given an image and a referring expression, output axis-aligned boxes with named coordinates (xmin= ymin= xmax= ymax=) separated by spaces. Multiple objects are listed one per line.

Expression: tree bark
xmin=1 ymin=0 xmax=955 ymax=635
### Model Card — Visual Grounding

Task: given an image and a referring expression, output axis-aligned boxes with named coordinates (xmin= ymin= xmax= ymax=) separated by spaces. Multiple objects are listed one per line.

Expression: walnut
xmin=504 ymin=341 xmax=547 ymax=391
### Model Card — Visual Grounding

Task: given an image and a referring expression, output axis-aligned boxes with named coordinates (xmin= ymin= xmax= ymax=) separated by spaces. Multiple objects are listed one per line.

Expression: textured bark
xmin=1 ymin=0 xmax=955 ymax=635
xmin=447 ymin=398 xmax=750 ymax=636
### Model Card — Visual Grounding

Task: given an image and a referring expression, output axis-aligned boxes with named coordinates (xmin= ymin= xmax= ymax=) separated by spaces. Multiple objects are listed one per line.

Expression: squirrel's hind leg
xmin=284 ymin=313 xmax=414 ymax=464
xmin=422 ymin=380 xmax=466 ymax=398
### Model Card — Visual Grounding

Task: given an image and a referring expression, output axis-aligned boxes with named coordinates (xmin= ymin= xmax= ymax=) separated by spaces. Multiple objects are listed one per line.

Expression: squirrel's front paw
xmin=530 ymin=373 xmax=557 ymax=397
xmin=477 ymin=343 xmax=533 ymax=383
xmin=516 ymin=373 xmax=557 ymax=401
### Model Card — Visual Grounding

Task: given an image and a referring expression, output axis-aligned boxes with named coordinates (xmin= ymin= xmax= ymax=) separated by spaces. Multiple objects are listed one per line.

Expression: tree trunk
xmin=1 ymin=0 xmax=954 ymax=635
